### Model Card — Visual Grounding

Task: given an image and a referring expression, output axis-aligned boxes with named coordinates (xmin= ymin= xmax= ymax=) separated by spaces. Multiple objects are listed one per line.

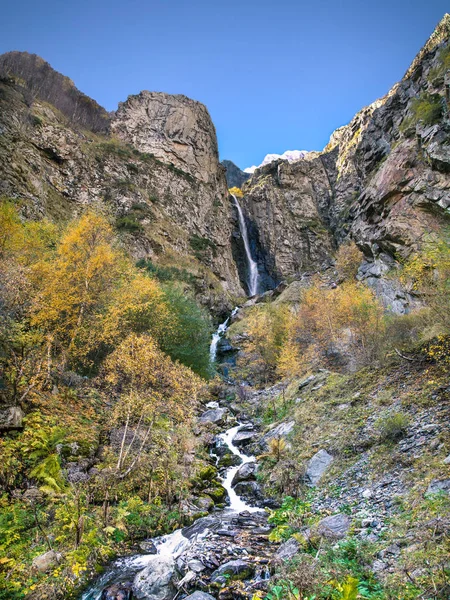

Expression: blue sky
xmin=1 ymin=1 xmax=448 ymax=169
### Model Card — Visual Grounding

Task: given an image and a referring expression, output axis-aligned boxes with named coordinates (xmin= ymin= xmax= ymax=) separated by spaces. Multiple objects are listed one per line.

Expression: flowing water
xmin=232 ymin=195 xmax=260 ymax=296
xmin=81 ymin=421 xmax=262 ymax=599
xmin=209 ymin=306 xmax=238 ymax=363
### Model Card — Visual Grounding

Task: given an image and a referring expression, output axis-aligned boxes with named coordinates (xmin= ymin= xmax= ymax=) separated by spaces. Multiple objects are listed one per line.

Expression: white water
xmin=232 ymin=195 xmax=260 ymax=296
xmin=209 ymin=306 xmax=239 ymax=363
xmin=217 ymin=424 xmax=262 ymax=514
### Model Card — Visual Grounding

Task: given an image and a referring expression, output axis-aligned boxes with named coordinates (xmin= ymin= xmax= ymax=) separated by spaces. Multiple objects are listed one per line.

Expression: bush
xmin=116 ymin=216 xmax=143 ymax=232
xmin=335 ymin=242 xmax=363 ymax=281
xmin=376 ymin=412 xmax=409 ymax=442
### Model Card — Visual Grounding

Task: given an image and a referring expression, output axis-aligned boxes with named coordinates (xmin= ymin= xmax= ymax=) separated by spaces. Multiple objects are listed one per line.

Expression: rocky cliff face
xmin=242 ymin=15 xmax=450 ymax=299
xmin=0 ymin=54 xmax=245 ymax=309
xmin=112 ymin=91 xmax=222 ymax=185
xmin=221 ymin=160 xmax=250 ymax=188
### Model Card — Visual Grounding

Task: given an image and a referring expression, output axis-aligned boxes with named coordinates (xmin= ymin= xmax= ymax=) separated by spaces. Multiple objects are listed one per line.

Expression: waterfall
xmin=232 ymin=195 xmax=260 ymax=296
xmin=209 ymin=307 xmax=238 ymax=363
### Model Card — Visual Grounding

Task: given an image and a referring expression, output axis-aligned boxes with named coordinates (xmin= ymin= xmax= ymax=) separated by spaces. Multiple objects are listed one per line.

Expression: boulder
xmin=0 ymin=406 xmax=24 ymax=430
xmin=31 ymin=550 xmax=61 ymax=573
xmin=101 ymin=582 xmax=133 ymax=600
xmin=274 ymin=537 xmax=300 ymax=561
xmin=198 ymin=408 xmax=227 ymax=425
xmin=184 ymin=592 xmax=216 ymax=600
xmin=305 ymin=449 xmax=333 ymax=485
xmin=233 ymin=481 xmax=263 ymax=501
xmin=211 ymin=559 xmax=255 ymax=582
xmin=231 ymin=462 xmax=258 ymax=486
xmin=427 ymin=479 xmax=450 ymax=494
xmin=133 ymin=555 xmax=177 ymax=600
xmin=232 ymin=429 xmax=258 ymax=446
xmin=317 ymin=513 xmax=351 ymax=539
xmin=193 ymin=495 xmax=214 ymax=512
xmin=259 ymin=421 xmax=295 ymax=450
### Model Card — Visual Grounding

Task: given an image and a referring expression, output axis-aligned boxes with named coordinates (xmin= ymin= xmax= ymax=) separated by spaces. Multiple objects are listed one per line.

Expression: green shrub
xmin=116 ymin=216 xmax=143 ymax=232
xmin=376 ymin=412 xmax=409 ymax=442
xmin=189 ymin=234 xmax=217 ymax=258
xmin=136 ymin=258 xmax=195 ymax=285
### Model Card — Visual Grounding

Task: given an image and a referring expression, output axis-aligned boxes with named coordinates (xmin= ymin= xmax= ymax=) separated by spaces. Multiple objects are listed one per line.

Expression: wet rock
xmin=274 ymin=537 xmax=300 ymax=561
xmin=138 ymin=540 xmax=158 ymax=554
xmin=217 ymin=453 xmax=241 ymax=469
xmin=184 ymin=593 xmax=216 ymax=600
xmin=187 ymin=559 xmax=206 ymax=573
xmin=199 ymin=408 xmax=227 ymax=425
xmin=317 ymin=513 xmax=351 ymax=539
xmin=0 ymin=406 xmax=24 ymax=430
xmin=231 ymin=462 xmax=258 ymax=486
xmin=31 ymin=550 xmax=61 ymax=573
xmin=211 ymin=559 xmax=255 ymax=582
xmin=232 ymin=430 xmax=258 ymax=446
xmin=101 ymin=582 xmax=133 ymax=600
xmin=133 ymin=555 xmax=176 ymax=600
xmin=233 ymin=481 xmax=263 ymax=502
xmin=305 ymin=449 xmax=333 ymax=485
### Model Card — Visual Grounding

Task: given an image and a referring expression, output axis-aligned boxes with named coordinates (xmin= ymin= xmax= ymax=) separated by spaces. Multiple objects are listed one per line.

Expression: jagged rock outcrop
xmin=242 ymin=15 xmax=450 ymax=294
xmin=112 ymin=91 xmax=222 ymax=185
xmin=222 ymin=159 xmax=250 ymax=188
xmin=0 ymin=53 xmax=245 ymax=307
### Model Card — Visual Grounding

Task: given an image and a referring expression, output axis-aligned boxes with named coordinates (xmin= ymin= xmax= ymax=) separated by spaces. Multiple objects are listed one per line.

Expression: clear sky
xmin=1 ymin=1 xmax=448 ymax=169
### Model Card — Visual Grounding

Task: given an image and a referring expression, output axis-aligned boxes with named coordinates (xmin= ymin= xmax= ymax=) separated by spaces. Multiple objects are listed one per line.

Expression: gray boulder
xmin=274 ymin=537 xmax=300 ymax=561
xmin=198 ymin=408 xmax=227 ymax=425
xmin=233 ymin=481 xmax=263 ymax=501
xmin=31 ymin=550 xmax=61 ymax=573
xmin=427 ymin=479 xmax=450 ymax=494
xmin=232 ymin=429 xmax=258 ymax=446
xmin=211 ymin=559 xmax=254 ymax=582
xmin=317 ymin=513 xmax=351 ymax=539
xmin=259 ymin=420 xmax=295 ymax=450
xmin=231 ymin=461 xmax=258 ymax=486
xmin=133 ymin=555 xmax=177 ymax=600
xmin=184 ymin=593 xmax=215 ymax=600
xmin=305 ymin=449 xmax=333 ymax=485
xmin=0 ymin=406 xmax=24 ymax=430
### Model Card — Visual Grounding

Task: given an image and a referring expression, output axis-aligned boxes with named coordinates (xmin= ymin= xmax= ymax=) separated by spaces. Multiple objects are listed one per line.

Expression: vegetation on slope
xmin=0 ymin=200 xmax=216 ymax=599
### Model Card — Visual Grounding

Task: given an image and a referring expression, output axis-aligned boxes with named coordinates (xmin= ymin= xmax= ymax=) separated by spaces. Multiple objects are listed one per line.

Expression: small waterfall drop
xmin=232 ymin=195 xmax=260 ymax=296
xmin=209 ymin=307 xmax=238 ymax=363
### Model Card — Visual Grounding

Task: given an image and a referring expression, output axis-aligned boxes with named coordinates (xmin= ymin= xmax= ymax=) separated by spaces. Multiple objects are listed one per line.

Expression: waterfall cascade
xmin=232 ymin=195 xmax=260 ymax=297
xmin=209 ymin=307 xmax=238 ymax=363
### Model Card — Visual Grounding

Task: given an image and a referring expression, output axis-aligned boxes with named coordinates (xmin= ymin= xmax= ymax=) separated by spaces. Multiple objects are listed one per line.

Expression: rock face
xmin=112 ymin=92 xmax=221 ymax=185
xmin=0 ymin=52 xmax=244 ymax=309
xmin=242 ymin=16 xmax=450 ymax=296
xmin=222 ymin=159 xmax=251 ymax=188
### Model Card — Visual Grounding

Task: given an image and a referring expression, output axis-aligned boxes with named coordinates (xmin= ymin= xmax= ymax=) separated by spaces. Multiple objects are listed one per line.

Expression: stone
xmin=274 ymin=537 xmax=300 ymax=561
xmin=259 ymin=420 xmax=295 ymax=450
xmin=0 ymin=406 xmax=24 ymax=430
xmin=231 ymin=462 xmax=258 ymax=486
xmin=211 ymin=559 xmax=255 ymax=582
xmin=184 ymin=593 xmax=216 ymax=600
xmin=133 ymin=555 xmax=176 ymax=600
xmin=138 ymin=540 xmax=158 ymax=554
xmin=193 ymin=495 xmax=214 ymax=512
xmin=298 ymin=375 xmax=316 ymax=390
xmin=22 ymin=487 xmax=44 ymax=503
xmin=232 ymin=429 xmax=258 ymax=446
xmin=187 ymin=559 xmax=206 ymax=573
xmin=198 ymin=408 xmax=227 ymax=425
xmin=317 ymin=514 xmax=351 ymax=539
xmin=305 ymin=449 xmax=333 ymax=486
xmin=443 ymin=455 xmax=450 ymax=465
xmin=426 ymin=479 xmax=450 ymax=495
xmin=31 ymin=550 xmax=61 ymax=573
xmin=101 ymin=583 xmax=133 ymax=600
xmin=233 ymin=481 xmax=263 ymax=501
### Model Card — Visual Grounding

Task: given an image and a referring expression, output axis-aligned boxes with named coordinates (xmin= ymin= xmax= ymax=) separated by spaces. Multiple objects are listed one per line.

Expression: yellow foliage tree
xmin=31 ymin=212 xmax=125 ymax=367
xmin=228 ymin=186 xmax=244 ymax=197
